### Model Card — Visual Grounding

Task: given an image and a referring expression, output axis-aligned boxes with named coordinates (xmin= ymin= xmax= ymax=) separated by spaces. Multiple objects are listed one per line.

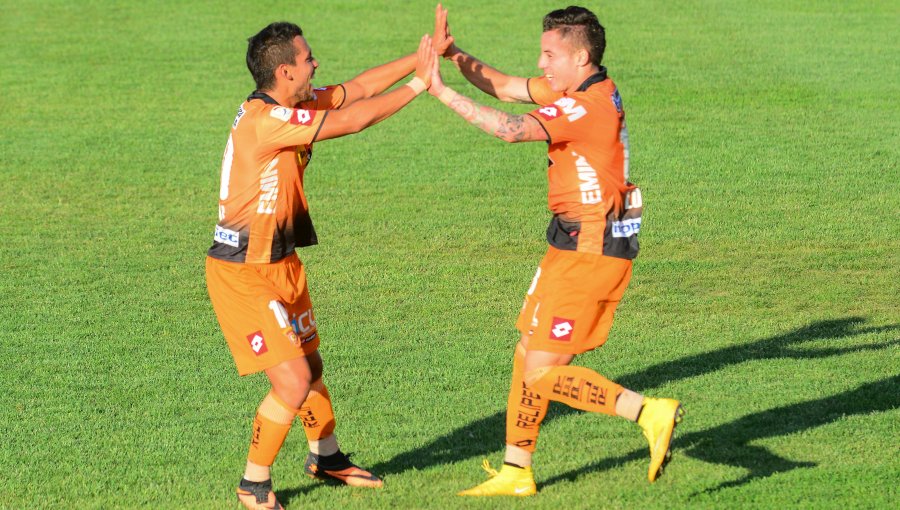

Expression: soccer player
xmin=429 ymin=5 xmax=685 ymax=496
xmin=205 ymin=22 xmax=437 ymax=509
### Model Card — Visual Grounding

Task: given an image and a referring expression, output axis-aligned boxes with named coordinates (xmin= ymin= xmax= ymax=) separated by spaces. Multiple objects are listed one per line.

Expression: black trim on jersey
xmin=208 ymin=224 xmax=249 ymax=263
xmin=294 ymin=211 xmax=318 ymax=249
xmin=248 ymin=91 xmax=280 ymax=104
xmin=526 ymin=78 xmax=537 ymax=104
xmin=525 ymin=112 xmax=553 ymax=145
xmin=336 ymin=84 xmax=348 ymax=108
xmin=546 ymin=215 xmax=580 ymax=251
xmin=602 ymin=210 xmax=639 ymax=260
xmin=311 ymin=110 xmax=329 ymax=143
xmin=576 ymin=67 xmax=608 ymax=92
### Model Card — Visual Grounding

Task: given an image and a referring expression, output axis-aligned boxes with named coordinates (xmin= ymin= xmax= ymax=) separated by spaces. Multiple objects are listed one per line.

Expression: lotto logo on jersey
xmin=550 ymin=317 xmax=575 ymax=341
xmin=536 ymin=105 xmax=561 ymax=121
xmin=290 ymin=109 xmax=316 ymax=126
xmin=247 ymin=331 xmax=268 ymax=355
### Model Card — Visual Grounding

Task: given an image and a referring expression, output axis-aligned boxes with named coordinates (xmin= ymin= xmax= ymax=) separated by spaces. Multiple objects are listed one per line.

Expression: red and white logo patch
xmin=550 ymin=317 xmax=574 ymax=341
xmin=290 ymin=109 xmax=316 ymax=126
xmin=535 ymin=105 xmax=561 ymax=121
xmin=247 ymin=331 xmax=268 ymax=355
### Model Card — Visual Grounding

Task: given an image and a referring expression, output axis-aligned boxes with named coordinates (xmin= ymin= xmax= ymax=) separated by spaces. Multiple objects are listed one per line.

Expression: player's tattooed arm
xmin=442 ymin=90 xmax=548 ymax=143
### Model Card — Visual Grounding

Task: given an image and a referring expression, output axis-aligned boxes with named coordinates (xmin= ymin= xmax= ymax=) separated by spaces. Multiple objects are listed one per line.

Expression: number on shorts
xmin=268 ymin=300 xmax=289 ymax=328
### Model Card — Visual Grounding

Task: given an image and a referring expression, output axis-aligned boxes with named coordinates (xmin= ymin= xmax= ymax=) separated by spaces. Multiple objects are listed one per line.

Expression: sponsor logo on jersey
xmin=572 ymin=151 xmax=602 ymax=205
xmin=611 ymin=218 xmax=642 ymax=237
xmin=611 ymin=88 xmax=623 ymax=113
xmin=233 ymin=105 xmax=245 ymax=129
xmin=290 ymin=109 xmax=315 ymax=126
xmin=247 ymin=331 xmax=268 ymax=355
xmin=213 ymin=225 xmax=240 ymax=247
xmin=536 ymin=105 xmax=561 ymax=120
xmin=291 ymin=309 xmax=317 ymax=334
xmin=270 ymin=106 xmax=292 ymax=122
xmin=554 ymin=97 xmax=587 ymax=121
xmin=550 ymin=317 xmax=574 ymax=341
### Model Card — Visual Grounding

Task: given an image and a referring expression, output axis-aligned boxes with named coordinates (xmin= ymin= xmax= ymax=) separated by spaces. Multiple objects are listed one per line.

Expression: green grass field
xmin=1 ymin=0 xmax=897 ymax=508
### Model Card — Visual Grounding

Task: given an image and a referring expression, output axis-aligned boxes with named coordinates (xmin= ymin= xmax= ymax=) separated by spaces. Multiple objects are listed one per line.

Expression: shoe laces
xmin=480 ymin=459 xmax=499 ymax=478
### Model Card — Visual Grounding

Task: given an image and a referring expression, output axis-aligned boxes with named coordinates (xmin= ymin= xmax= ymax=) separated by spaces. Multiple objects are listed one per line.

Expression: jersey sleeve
xmin=304 ymin=85 xmax=347 ymax=110
xmin=526 ymin=95 xmax=591 ymax=144
xmin=526 ymin=76 xmax=563 ymax=106
xmin=257 ymin=105 xmax=329 ymax=151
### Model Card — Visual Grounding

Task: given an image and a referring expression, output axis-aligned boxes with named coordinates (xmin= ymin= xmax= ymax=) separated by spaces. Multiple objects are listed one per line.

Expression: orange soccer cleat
xmin=304 ymin=451 xmax=384 ymax=488
xmin=236 ymin=478 xmax=283 ymax=510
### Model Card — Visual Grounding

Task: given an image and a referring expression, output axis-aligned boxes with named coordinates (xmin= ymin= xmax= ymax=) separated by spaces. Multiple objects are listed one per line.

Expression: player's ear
xmin=576 ymin=48 xmax=590 ymax=67
xmin=276 ymin=64 xmax=292 ymax=81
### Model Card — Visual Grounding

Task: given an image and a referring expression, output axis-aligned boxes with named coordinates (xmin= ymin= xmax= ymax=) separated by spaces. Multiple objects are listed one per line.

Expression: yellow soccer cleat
xmin=458 ymin=459 xmax=536 ymax=497
xmin=637 ymin=397 xmax=685 ymax=482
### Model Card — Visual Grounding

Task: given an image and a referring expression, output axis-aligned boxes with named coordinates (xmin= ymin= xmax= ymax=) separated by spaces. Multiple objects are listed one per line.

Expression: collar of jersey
xmin=576 ymin=67 xmax=608 ymax=92
xmin=247 ymin=91 xmax=280 ymax=104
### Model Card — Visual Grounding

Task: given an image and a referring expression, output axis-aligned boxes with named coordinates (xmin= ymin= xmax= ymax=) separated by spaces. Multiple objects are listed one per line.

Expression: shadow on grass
xmin=540 ymin=373 xmax=900 ymax=494
xmin=278 ymin=317 xmax=897 ymax=502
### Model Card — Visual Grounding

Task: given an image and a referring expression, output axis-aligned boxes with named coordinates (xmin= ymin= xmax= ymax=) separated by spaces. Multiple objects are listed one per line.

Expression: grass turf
xmin=0 ymin=0 xmax=897 ymax=508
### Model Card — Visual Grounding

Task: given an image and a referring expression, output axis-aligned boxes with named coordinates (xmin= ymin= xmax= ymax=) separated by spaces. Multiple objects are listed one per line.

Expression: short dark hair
xmin=246 ymin=22 xmax=304 ymax=91
xmin=543 ymin=6 xmax=606 ymax=67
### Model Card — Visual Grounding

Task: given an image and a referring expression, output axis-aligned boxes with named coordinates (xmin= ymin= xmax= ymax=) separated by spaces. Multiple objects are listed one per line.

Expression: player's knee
xmin=271 ymin=378 xmax=311 ymax=408
xmin=523 ymin=366 xmax=554 ymax=387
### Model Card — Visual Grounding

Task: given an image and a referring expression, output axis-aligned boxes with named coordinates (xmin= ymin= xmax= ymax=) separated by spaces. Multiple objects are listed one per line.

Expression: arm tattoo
xmin=447 ymin=94 xmax=541 ymax=142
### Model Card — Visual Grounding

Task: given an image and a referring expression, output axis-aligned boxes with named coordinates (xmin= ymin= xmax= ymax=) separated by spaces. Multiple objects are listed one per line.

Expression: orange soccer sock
xmin=247 ymin=390 xmax=300 ymax=467
xmin=505 ymin=344 xmax=551 ymax=454
xmin=525 ymin=365 xmax=623 ymax=416
xmin=298 ymin=379 xmax=338 ymax=452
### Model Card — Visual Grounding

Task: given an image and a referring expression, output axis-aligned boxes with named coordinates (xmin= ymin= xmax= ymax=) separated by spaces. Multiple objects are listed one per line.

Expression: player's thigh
xmin=206 ymin=256 xmax=316 ymax=376
xmin=517 ymin=249 xmax=632 ymax=354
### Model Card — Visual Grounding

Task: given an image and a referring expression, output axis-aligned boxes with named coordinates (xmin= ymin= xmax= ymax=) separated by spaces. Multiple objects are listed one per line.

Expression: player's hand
xmin=415 ymin=34 xmax=436 ymax=88
xmin=427 ymin=50 xmax=445 ymax=97
xmin=433 ymin=3 xmax=457 ymax=58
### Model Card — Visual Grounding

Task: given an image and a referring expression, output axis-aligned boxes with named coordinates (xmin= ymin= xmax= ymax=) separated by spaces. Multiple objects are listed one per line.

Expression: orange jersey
xmin=208 ymin=86 xmax=347 ymax=263
xmin=526 ymin=70 xmax=642 ymax=259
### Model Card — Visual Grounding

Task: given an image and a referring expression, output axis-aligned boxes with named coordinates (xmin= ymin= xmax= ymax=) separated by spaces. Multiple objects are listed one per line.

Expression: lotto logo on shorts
xmin=550 ymin=317 xmax=574 ymax=341
xmin=247 ymin=331 xmax=268 ymax=355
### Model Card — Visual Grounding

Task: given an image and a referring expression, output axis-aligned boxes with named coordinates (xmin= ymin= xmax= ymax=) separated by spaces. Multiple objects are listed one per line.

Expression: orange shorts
xmin=206 ymin=253 xmax=320 ymax=376
xmin=516 ymin=246 xmax=632 ymax=355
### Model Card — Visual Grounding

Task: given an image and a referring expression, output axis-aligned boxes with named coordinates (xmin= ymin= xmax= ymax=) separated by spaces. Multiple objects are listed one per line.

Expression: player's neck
xmin=261 ymin=87 xmax=295 ymax=108
xmin=565 ymin=65 xmax=601 ymax=94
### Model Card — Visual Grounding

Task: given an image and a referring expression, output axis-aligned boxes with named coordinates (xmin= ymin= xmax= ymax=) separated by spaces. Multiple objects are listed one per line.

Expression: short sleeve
xmin=526 ymin=76 xmax=563 ymax=106
xmin=526 ymin=95 xmax=590 ymax=144
xmin=257 ymin=105 xmax=329 ymax=151
xmin=302 ymin=85 xmax=347 ymax=110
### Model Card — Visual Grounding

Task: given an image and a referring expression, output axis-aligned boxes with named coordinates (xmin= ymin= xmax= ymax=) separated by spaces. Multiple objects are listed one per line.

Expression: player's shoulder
xmin=577 ymin=79 xmax=624 ymax=115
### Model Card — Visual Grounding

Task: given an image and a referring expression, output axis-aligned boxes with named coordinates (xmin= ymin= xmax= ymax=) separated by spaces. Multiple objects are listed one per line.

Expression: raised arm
xmin=316 ymin=35 xmax=435 ymax=141
xmin=433 ymin=3 xmax=532 ymax=104
xmin=340 ymin=53 xmax=417 ymax=107
xmin=427 ymin=61 xmax=547 ymax=144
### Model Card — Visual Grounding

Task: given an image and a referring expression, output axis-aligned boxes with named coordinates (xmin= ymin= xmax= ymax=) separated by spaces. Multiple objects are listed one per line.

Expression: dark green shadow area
xmin=540 ymin=373 xmax=899 ymax=494
xmin=278 ymin=317 xmax=897 ymax=501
